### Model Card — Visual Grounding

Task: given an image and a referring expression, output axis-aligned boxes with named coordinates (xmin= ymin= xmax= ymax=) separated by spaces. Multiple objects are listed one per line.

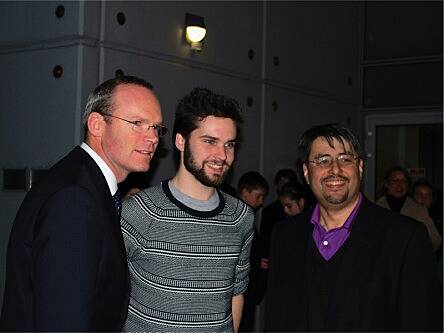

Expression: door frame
xmin=363 ymin=109 xmax=443 ymax=201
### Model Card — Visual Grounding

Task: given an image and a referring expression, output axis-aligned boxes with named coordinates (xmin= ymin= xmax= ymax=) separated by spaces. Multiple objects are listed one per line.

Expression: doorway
xmin=363 ymin=110 xmax=443 ymax=201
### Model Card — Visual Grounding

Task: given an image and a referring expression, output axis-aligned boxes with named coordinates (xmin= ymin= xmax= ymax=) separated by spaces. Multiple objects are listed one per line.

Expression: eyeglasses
xmin=99 ymin=112 xmax=167 ymax=137
xmin=308 ymin=154 xmax=358 ymax=167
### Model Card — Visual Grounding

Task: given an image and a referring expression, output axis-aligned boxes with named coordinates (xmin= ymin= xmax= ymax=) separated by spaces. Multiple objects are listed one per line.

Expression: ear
xmin=303 ymin=163 xmax=310 ymax=185
xmin=239 ymin=188 xmax=248 ymax=201
xmin=87 ymin=112 xmax=105 ymax=138
xmin=358 ymin=159 xmax=364 ymax=179
xmin=175 ymin=133 xmax=186 ymax=152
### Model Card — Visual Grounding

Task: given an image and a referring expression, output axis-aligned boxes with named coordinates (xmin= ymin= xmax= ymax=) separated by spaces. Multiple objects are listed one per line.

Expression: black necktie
xmin=112 ymin=189 xmax=123 ymax=217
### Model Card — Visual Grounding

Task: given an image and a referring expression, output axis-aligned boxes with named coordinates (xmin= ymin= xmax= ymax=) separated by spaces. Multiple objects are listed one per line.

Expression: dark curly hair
xmin=172 ymin=87 xmax=243 ymax=145
xmin=278 ymin=181 xmax=307 ymax=202
xmin=274 ymin=168 xmax=298 ymax=185
xmin=296 ymin=123 xmax=364 ymax=183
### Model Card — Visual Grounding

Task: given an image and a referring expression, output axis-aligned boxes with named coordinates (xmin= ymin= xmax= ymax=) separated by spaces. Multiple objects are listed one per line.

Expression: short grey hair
xmin=82 ymin=75 xmax=153 ymax=139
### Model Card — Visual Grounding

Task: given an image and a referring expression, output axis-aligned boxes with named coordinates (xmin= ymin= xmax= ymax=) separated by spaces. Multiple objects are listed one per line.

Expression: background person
xmin=413 ymin=178 xmax=443 ymax=237
xmin=377 ymin=166 xmax=442 ymax=252
xmin=259 ymin=169 xmax=298 ymax=271
xmin=237 ymin=171 xmax=268 ymax=211
xmin=119 ymin=171 xmax=151 ymax=199
xmin=237 ymin=171 xmax=269 ymax=332
xmin=278 ymin=181 xmax=307 ymax=217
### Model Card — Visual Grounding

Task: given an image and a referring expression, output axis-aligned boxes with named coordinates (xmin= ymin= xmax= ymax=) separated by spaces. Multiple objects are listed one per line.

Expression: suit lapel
xmin=75 ymin=147 xmax=118 ymax=222
xmin=75 ymin=146 xmax=130 ymax=295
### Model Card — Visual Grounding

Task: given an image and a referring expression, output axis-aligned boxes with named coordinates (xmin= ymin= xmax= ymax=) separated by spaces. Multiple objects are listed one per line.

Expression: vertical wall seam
xmin=99 ymin=0 xmax=106 ymax=82
xmin=74 ymin=1 xmax=85 ymax=145
xmin=259 ymin=1 xmax=267 ymax=176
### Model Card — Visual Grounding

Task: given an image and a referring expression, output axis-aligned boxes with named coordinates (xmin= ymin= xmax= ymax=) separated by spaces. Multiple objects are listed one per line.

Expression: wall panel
xmin=103 ymin=1 xmax=262 ymax=76
xmin=266 ymin=1 xmax=360 ymax=103
xmin=363 ymin=61 xmax=443 ymax=108
xmin=365 ymin=1 xmax=443 ymax=60
xmin=1 ymin=46 xmax=80 ymax=169
xmin=0 ymin=1 xmax=82 ymax=43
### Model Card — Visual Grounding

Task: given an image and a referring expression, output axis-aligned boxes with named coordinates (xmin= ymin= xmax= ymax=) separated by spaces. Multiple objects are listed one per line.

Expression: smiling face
xmin=178 ymin=116 xmax=237 ymax=188
xmin=303 ymin=137 xmax=363 ymax=211
xmin=87 ymin=84 xmax=163 ymax=182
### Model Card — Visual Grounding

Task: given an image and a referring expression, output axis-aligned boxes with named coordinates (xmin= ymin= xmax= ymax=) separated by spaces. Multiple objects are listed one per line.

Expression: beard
xmin=321 ymin=175 xmax=349 ymax=205
xmin=183 ymin=141 xmax=231 ymax=187
xmin=324 ymin=192 xmax=348 ymax=205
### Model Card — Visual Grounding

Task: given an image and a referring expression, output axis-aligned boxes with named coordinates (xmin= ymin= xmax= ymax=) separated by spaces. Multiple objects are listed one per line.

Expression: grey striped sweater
xmin=120 ymin=181 xmax=254 ymax=332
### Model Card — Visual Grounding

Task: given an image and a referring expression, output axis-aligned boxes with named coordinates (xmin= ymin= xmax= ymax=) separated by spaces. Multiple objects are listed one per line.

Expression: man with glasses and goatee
xmin=265 ymin=123 xmax=441 ymax=332
xmin=1 ymin=76 xmax=165 ymax=331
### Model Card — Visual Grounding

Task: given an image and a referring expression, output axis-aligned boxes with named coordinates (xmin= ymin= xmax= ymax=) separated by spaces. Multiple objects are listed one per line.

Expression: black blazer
xmin=1 ymin=147 xmax=129 ymax=331
xmin=265 ymin=196 xmax=441 ymax=332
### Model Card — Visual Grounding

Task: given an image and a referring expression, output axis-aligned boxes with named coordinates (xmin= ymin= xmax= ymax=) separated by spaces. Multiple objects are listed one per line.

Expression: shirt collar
xmin=311 ymin=192 xmax=363 ymax=231
xmin=80 ymin=142 xmax=118 ymax=196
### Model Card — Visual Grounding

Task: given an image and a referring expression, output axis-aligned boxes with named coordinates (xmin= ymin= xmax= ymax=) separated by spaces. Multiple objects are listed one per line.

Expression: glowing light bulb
xmin=186 ymin=26 xmax=206 ymax=43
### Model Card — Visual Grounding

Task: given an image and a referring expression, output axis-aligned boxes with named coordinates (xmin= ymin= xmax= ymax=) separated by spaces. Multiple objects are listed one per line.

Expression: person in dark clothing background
xmin=278 ymin=181 xmax=308 ymax=217
xmin=259 ymin=169 xmax=298 ymax=270
xmin=413 ymin=178 xmax=443 ymax=237
xmin=237 ymin=171 xmax=269 ymax=332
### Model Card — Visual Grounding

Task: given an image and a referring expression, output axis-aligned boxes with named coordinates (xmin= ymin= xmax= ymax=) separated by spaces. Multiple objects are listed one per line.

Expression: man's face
xmin=99 ymin=84 xmax=163 ymax=182
xmin=414 ymin=185 xmax=433 ymax=209
xmin=181 ymin=116 xmax=236 ymax=188
xmin=386 ymin=171 xmax=408 ymax=198
xmin=303 ymin=137 xmax=363 ymax=211
xmin=241 ymin=188 xmax=267 ymax=210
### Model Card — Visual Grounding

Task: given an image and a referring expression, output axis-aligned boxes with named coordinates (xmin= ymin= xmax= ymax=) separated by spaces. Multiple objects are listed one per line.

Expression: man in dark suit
xmin=265 ymin=123 xmax=441 ymax=332
xmin=0 ymin=75 xmax=165 ymax=331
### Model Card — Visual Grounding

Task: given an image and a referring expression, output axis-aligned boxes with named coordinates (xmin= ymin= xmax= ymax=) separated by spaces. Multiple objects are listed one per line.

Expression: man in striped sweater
xmin=121 ymin=88 xmax=254 ymax=333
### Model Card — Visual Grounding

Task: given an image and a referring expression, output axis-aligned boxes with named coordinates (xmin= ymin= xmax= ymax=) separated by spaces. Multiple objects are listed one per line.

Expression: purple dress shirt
xmin=310 ymin=193 xmax=362 ymax=260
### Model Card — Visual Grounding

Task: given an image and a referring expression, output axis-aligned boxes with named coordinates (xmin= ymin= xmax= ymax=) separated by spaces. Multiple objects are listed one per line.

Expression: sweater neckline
xmin=161 ymin=179 xmax=225 ymax=218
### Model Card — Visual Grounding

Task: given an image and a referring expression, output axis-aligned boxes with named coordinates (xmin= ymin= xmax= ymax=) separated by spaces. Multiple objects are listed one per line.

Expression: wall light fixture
xmin=185 ymin=13 xmax=206 ymax=51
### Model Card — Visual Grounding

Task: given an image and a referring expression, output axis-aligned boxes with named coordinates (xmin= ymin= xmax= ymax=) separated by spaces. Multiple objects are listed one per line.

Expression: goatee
xmin=183 ymin=141 xmax=231 ymax=187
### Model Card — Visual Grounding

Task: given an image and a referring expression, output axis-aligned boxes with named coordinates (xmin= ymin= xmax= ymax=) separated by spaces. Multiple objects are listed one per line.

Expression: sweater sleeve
xmin=234 ymin=206 xmax=255 ymax=295
xmin=120 ymin=194 xmax=147 ymax=261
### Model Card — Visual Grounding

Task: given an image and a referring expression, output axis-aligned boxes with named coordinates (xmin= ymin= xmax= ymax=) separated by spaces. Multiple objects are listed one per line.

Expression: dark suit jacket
xmin=259 ymin=200 xmax=286 ymax=260
xmin=0 ymin=146 xmax=129 ymax=331
xmin=265 ymin=196 xmax=441 ymax=332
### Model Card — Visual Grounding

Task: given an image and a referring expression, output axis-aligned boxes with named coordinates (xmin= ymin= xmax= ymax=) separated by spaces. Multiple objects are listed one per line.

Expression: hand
xmin=260 ymin=258 xmax=269 ymax=270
